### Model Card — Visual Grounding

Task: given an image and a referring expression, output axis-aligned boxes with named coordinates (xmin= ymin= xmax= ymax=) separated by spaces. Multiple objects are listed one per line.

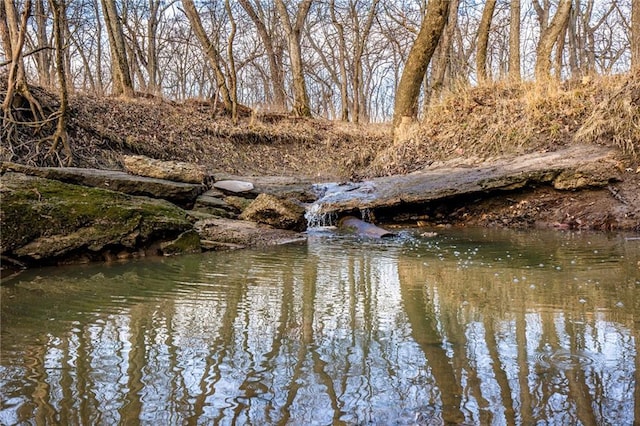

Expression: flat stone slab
xmin=2 ymin=163 xmax=204 ymax=207
xmin=123 ymin=155 xmax=207 ymax=183
xmin=194 ymin=218 xmax=306 ymax=249
xmin=313 ymin=145 xmax=622 ymax=215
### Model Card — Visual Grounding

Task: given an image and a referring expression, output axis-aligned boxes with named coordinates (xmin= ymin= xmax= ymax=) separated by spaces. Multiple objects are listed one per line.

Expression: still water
xmin=1 ymin=228 xmax=639 ymax=425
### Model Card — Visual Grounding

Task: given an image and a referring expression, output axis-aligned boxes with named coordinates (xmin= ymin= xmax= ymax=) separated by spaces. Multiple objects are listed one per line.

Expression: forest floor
xmin=1 ymin=71 xmax=639 ymax=231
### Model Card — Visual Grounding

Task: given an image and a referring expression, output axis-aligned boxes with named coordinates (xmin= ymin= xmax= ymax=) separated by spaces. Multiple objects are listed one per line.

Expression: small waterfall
xmin=305 ymin=202 xmax=337 ymax=228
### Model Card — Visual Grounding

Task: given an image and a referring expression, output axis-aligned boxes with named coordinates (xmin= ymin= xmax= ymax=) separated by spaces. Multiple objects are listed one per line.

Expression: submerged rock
xmin=240 ymin=193 xmax=307 ymax=231
xmin=338 ymin=216 xmax=394 ymax=238
xmin=1 ymin=172 xmax=197 ymax=266
xmin=122 ymin=154 xmax=207 ymax=184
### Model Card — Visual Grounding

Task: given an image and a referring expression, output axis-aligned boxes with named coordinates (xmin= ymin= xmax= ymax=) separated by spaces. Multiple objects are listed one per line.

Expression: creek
xmin=1 ymin=227 xmax=639 ymax=425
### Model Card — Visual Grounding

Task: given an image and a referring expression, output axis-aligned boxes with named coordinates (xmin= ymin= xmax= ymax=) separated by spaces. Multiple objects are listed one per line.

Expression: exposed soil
xmin=389 ymin=179 xmax=640 ymax=232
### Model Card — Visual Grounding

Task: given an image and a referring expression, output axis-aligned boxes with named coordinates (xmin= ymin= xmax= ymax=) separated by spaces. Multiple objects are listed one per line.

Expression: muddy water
xmin=1 ymin=228 xmax=639 ymax=425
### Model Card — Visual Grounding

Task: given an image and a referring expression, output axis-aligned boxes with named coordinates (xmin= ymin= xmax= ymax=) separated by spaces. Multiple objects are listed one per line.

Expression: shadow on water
xmin=1 ymin=228 xmax=639 ymax=425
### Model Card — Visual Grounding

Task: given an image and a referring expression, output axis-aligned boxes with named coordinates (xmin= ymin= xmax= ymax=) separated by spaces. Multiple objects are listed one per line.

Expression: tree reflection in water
xmin=1 ymin=228 xmax=638 ymax=425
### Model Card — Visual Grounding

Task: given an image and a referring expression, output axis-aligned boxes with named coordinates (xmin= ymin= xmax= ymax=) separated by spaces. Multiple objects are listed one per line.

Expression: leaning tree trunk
xmin=393 ymin=0 xmax=450 ymax=129
xmin=633 ymin=0 xmax=640 ymax=69
xmin=181 ymin=0 xmax=232 ymax=113
xmin=238 ymin=0 xmax=287 ymax=111
xmin=476 ymin=0 xmax=497 ymax=83
xmin=508 ymin=0 xmax=521 ymax=81
xmin=534 ymin=0 xmax=572 ymax=81
xmin=275 ymin=0 xmax=313 ymax=117
xmin=101 ymin=0 xmax=134 ymax=96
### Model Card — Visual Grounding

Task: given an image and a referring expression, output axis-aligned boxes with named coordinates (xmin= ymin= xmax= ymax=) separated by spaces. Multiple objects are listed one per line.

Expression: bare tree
xmin=33 ymin=0 xmax=53 ymax=86
xmin=329 ymin=0 xmax=349 ymax=121
xmin=224 ymin=0 xmax=238 ymax=123
xmin=429 ymin=0 xmax=460 ymax=102
xmin=47 ymin=0 xmax=72 ymax=165
xmin=2 ymin=0 xmax=46 ymax=134
xmin=476 ymin=0 xmax=497 ymax=82
xmin=101 ymin=0 xmax=134 ymax=96
xmin=275 ymin=0 xmax=313 ymax=117
xmin=181 ymin=0 xmax=232 ymax=111
xmin=393 ymin=0 xmax=449 ymax=128
xmin=535 ymin=0 xmax=572 ymax=80
xmin=631 ymin=0 xmax=639 ymax=69
xmin=239 ymin=0 xmax=286 ymax=110
xmin=509 ymin=0 xmax=521 ymax=80
xmin=350 ymin=0 xmax=379 ymax=123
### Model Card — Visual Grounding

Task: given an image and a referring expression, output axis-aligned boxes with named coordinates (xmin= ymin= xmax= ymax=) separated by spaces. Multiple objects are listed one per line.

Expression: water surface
xmin=1 ymin=228 xmax=639 ymax=425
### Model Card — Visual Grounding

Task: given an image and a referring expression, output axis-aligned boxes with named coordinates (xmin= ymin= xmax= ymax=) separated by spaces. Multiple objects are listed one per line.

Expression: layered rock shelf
xmin=1 ymin=144 xmax=636 ymax=274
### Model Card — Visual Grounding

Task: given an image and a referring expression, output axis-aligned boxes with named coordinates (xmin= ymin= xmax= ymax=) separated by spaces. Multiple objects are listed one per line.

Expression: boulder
xmin=1 ymin=162 xmax=204 ymax=207
xmin=194 ymin=218 xmax=306 ymax=250
xmin=122 ymin=155 xmax=207 ymax=184
xmin=1 ymin=172 xmax=198 ymax=266
xmin=240 ymin=193 xmax=307 ymax=231
xmin=338 ymin=216 xmax=395 ymax=238
xmin=213 ymin=180 xmax=254 ymax=194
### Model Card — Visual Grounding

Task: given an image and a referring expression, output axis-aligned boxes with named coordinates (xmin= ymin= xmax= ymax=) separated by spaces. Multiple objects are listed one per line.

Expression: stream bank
xmin=2 ymin=143 xmax=638 ymax=277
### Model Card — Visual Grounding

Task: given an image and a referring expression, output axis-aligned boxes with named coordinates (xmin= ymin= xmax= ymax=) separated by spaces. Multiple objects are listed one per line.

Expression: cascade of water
xmin=305 ymin=202 xmax=337 ymax=228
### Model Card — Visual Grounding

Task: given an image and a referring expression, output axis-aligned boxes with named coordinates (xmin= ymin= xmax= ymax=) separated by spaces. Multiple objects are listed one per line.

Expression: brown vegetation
xmin=370 ymin=71 xmax=640 ymax=176
xmin=1 ymin=72 xmax=638 ymax=182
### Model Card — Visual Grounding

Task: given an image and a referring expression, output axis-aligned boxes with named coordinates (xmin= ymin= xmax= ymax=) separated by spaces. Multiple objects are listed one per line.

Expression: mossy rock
xmin=1 ymin=172 xmax=194 ymax=265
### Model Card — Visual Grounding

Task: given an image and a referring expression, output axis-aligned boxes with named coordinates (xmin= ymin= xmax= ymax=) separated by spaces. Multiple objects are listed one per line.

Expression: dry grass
xmin=3 ymin=72 xmax=637 ymax=179
xmin=575 ymin=69 xmax=640 ymax=158
xmin=369 ymin=71 xmax=639 ymax=176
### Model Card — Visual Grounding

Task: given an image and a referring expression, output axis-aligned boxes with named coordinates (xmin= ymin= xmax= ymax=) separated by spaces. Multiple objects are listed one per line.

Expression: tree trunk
xmin=329 ymin=0 xmax=349 ymax=121
xmin=146 ymin=0 xmax=160 ymax=95
xmin=430 ymin=0 xmax=460 ymax=101
xmin=393 ymin=0 xmax=449 ymax=128
xmin=181 ymin=0 xmax=232 ymax=112
xmin=534 ymin=0 xmax=571 ymax=81
xmin=275 ymin=0 xmax=313 ymax=117
xmin=2 ymin=0 xmax=30 ymax=113
xmin=554 ymin=16 xmax=569 ymax=79
xmin=34 ymin=0 xmax=52 ymax=86
xmin=48 ymin=0 xmax=72 ymax=165
xmin=101 ymin=0 xmax=134 ymax=96
xmin=351 ymin=0 xmax=378 ymax=124
xmin=632 ymin=0 xmax=640 ymax=69
xmin=476 ymin=0 xmax=496 ymax=83
xmin=239 ymin=0 xmax=286 ymax=111
xmin=508 ymin=0 xmax=521 ymax=81
xmin=225 ymin=0 xmax=238 ymax=124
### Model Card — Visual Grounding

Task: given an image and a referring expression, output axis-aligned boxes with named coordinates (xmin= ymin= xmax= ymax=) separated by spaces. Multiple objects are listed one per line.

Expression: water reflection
xmin=1 ymin=229 xmax=639 ymax=425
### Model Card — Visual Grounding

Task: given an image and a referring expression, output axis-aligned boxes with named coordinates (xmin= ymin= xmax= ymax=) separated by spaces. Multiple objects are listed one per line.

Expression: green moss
xmin=1 ymin=173 xmax=192 ymax=260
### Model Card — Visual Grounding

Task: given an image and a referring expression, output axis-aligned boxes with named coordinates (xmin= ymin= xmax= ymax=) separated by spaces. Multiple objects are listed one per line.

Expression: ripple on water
xmin=533 ymin=348 xmax=602 ymax=371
